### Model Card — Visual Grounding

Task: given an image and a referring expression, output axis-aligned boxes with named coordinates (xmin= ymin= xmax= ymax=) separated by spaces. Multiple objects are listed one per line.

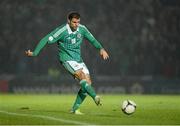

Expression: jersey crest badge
xmin=77 ymin=33 xmax=81 ymax=39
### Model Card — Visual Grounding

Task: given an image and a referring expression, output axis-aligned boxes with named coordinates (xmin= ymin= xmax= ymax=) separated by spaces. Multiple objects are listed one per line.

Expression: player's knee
xmin=74 ymin=70 xmax=92 ymax=84
xmin=85 ymin=76 xmax=92 ymax=84
xmin=86 ymin=79 xmax=91 ymax=85
xmin=74 ymin=70 xmax=86 ymax=80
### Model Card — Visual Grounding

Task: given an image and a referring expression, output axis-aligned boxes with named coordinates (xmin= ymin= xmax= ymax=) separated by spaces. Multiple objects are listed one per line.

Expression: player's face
xmin=69 ymin=18 xmax=80 ymax=31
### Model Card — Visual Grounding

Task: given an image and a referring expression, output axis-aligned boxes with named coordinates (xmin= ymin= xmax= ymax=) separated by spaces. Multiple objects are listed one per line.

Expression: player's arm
xmin=83 ymin=26 xmax=109 ymax=60
xmin=25 ymin=27 xmax=61 ymax=57
xmin=25 ymin=49 xmax=33 ymax=56
xmin=99 ymin=48 xmax=109 ymax=60
xmin=25 ymin=34 xmax=50 ymax=57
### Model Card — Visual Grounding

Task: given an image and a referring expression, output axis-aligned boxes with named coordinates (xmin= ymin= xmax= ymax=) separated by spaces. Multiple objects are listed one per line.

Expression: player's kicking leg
xmin=70 ymin=77 xmax=102 ymax=114
xmin=62 ymin=61 xmax=101 ymax=114
xmin=75 ymin=71 xmax=102 ymax=106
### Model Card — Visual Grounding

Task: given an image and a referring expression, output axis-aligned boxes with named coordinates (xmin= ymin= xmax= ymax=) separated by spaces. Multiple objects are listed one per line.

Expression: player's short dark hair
xmin=68 ymin=12 xmax=80 ymax=20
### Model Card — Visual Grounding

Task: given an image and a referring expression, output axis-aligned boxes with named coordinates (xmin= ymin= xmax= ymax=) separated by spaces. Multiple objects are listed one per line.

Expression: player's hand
xmin=25 ymin=49 xmax=33 ymax=57
xmin=100 ymin=48 xmax=109 ymax=60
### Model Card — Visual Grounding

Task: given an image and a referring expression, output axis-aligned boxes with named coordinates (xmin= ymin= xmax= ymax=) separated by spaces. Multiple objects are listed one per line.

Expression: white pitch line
xmin=0 ymin=110 xmax=94 ymax=125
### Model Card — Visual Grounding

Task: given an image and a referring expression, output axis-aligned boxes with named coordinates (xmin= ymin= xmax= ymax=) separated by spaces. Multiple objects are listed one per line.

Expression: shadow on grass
xmin=18 ymin=107 xmax=68 ymax=115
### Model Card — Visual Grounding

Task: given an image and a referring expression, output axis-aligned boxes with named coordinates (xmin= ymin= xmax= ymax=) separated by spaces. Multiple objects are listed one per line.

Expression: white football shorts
xmin=62 ymin=61 xmax=90 ymax=75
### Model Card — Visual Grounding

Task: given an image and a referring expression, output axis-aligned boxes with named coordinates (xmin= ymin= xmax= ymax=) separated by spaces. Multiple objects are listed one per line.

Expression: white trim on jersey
xmin=53 ymin=25 xmax=66 ymax=38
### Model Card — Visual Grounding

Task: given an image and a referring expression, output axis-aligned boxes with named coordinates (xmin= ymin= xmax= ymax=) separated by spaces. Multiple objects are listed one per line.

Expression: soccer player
xmin=25 ymin=12 xmax=109 ymax=114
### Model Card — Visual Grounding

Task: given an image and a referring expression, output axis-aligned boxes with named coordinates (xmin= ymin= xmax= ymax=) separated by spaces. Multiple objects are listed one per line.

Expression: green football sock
xmin=72 ymin=88 xmax=87 ymax=112
xmin=80 ymin=80 xmax=96 ymax=99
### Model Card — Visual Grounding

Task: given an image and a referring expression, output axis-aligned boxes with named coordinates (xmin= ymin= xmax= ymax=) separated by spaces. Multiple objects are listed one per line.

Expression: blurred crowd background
xmin=0 ymin=0 xmax=180 ymax=94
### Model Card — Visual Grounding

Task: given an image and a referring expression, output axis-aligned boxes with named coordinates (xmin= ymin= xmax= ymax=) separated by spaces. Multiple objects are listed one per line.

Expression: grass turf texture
xmin=0 ymin=94 xmax=180 ymax=125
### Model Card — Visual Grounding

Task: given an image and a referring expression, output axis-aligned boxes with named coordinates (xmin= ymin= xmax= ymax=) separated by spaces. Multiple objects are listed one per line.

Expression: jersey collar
xmin=66 ymin=24 xmax=79 ymax=34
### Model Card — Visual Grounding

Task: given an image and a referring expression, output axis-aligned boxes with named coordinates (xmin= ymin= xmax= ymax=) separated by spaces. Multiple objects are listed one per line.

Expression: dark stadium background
xmin=0 ymin=0 xmax=180 ymax=94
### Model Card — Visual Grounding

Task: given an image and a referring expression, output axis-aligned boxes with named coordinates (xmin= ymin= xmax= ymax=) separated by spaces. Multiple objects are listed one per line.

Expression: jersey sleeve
xmin=83 ymin=26 xmax=103 ymax=50
xmin=32 ymin=35 xmax=48 ymax=56
xmin=32 ymin=27 xmax=61 ymax=56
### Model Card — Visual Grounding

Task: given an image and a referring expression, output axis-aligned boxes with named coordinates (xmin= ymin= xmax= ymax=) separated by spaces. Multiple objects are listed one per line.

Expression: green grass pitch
xmin=0 ymin=94 xmax=180 ymax=125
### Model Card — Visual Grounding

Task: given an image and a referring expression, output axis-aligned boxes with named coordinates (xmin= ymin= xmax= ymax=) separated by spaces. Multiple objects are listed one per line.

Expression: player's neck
xmin=70 ymin=27 xmax=77 ymax=32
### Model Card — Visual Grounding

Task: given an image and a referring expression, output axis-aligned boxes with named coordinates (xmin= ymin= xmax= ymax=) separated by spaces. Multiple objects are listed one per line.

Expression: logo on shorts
xmin=75 ymin=64 xmax=79 ymax=68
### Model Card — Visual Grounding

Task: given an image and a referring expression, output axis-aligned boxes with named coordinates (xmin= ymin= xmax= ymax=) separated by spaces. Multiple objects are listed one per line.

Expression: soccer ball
xmin=121 ymin=100 xmax=136 ymax=115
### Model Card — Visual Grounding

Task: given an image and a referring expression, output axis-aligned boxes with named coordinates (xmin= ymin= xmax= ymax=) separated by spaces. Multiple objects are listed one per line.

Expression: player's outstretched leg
xmin=80 ymin=79 xmax=102 ymax=106
xmin=71 ymin=88 xmax=87 ymax=114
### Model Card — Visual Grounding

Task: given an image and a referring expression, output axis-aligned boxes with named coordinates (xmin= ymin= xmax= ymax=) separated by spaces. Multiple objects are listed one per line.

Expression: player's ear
xmin=67 ymin=19 xmax=70 ymax=24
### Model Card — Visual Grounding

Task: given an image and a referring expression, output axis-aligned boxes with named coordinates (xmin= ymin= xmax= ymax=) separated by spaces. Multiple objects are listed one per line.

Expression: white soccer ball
xmin=121 ymin=100 xmax=136 ymax=115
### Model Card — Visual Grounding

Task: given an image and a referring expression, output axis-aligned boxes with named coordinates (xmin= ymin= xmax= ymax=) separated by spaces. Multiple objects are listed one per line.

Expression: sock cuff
xmin=80 ymin=80 xmax=89 ymax=88
xmin=80 ymin=79 xmax=87 ymax=84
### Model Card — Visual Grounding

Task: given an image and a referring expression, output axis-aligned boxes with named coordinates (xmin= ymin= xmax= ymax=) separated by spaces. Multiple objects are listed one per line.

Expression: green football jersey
xmin=32 ymin=23 xmax=103 ymax=62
